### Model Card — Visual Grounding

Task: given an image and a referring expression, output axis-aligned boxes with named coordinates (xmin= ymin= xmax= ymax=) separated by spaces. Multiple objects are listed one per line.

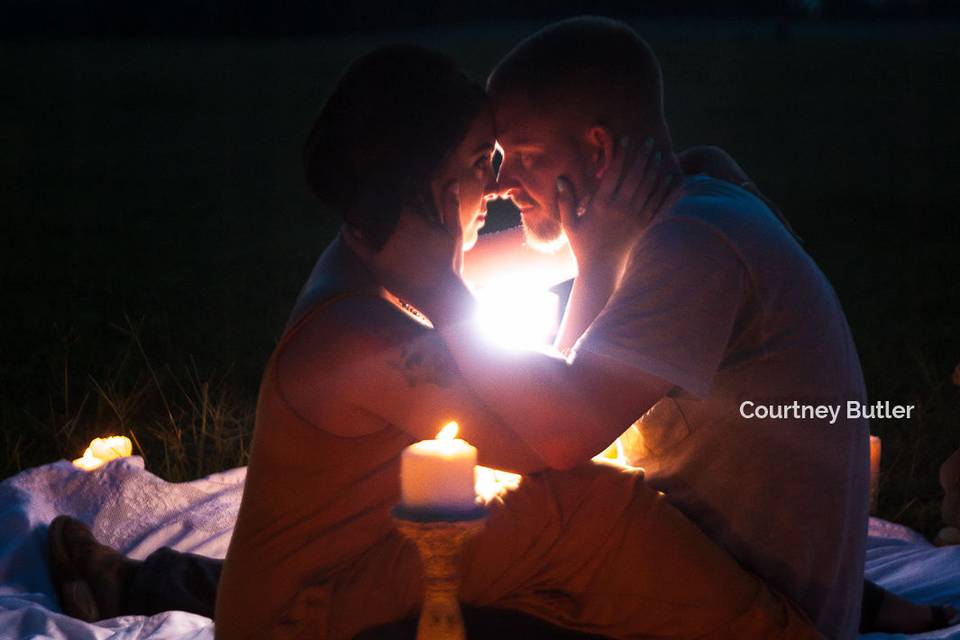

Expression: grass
xmin=4 ymin=317 xmax=255 ymax=483
xmin=872 ymin=356 xmax=959 ymax=536
xmin=1 ymin=19 xmax=958 ymax=537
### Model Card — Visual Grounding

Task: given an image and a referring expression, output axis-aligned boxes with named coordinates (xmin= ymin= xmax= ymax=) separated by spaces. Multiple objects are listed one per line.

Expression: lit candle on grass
xmin=72 ymin=435 xmax=133 ymax=471
xmin=401 ymin=422 xmax=478 ymax=513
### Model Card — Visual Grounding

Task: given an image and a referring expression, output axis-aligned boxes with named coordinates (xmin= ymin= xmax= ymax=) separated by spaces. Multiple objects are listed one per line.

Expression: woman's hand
xmin=677 ymin=145 xmax=750 ymax=185
xmin=557 ymin=137 xmax=680 ymax=274
xmin=677 ymin=145 xmax=800 ymax=242
xmin=343 ymin=181 xmax=465 ymax=317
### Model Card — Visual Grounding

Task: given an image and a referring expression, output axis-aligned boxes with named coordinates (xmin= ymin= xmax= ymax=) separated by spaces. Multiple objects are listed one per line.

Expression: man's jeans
xmin=126 ymin=547 xmax=222 ymax=618
xmin=124 ymin=546 xmax=880 ymax=633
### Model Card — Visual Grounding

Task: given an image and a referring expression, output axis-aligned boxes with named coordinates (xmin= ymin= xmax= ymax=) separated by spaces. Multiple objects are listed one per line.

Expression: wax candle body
xmin=401 ymin=438 xmax=478 ymax=512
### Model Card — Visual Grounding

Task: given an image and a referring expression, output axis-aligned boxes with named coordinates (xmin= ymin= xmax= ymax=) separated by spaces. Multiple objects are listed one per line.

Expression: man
xmin=356 ymin=17 xmax=869 ymax=639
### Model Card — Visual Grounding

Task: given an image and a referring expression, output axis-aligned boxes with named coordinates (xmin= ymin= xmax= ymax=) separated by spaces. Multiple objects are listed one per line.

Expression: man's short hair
xmin=487 ymin=17 xmax=663 ymax=129
xmin=303 ymin=44 xmax=486 ymax=250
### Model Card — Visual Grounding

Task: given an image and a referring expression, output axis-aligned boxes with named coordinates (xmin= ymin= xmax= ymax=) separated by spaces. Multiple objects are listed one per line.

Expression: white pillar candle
xmin=401 ymin=422 xmax=478 ymax=512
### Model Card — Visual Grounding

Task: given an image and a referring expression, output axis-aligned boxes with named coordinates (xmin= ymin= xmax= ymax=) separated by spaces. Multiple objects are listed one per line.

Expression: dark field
xmin=1 ymin=20 xmax=958 ymax=535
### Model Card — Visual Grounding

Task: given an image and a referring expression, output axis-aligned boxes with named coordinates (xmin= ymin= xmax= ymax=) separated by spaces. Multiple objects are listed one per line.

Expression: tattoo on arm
xmin=387 ymin=329 xmax=458 ymax=389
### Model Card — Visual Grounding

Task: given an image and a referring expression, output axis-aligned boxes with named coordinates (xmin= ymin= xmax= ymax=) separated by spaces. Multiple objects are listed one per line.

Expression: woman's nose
xmin=493 ymin=160 xmax=521 ymax=192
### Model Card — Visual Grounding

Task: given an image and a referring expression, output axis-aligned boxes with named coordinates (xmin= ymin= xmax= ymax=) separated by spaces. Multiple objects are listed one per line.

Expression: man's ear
xmin=586 ymin=125 xmax=616 ymax=180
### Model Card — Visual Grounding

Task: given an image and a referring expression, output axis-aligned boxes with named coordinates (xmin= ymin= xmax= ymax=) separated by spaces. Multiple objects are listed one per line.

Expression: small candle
xmin=401 ymin=422 xmax=478 ymax=512
xmin=869 ymin=435 xmax=882 ymax=514
xmin=72 ymin=435 xmax=133 ymax=471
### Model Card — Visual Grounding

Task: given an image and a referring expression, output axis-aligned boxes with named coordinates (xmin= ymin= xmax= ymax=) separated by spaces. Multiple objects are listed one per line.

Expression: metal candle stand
xmin=392 ymin=505 xmax=488 ymax=640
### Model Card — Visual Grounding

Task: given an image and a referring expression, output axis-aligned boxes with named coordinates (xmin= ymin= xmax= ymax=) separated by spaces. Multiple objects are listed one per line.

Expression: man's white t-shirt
xmin=575 ymin=175 xmax=870 ymax=639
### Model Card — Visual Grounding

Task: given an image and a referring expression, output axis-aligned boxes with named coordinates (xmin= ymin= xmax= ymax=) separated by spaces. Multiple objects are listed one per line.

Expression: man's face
xmin=490 ymin=94 xmax=595 ymax=251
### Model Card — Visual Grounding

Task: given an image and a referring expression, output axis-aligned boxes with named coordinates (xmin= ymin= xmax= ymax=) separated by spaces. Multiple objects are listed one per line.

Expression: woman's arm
xmin=678 ymin=145 xmax=800 ymax=241
xmin=277 ymin=294 xmax=548 ymax=475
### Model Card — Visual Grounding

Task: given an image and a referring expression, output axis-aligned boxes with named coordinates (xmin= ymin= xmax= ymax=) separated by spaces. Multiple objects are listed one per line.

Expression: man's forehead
xmin=492 ymin=95 xmax=565 ymax=146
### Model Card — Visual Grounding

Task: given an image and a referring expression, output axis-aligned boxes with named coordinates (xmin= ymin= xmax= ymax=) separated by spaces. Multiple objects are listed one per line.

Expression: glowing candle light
xmin=474 ymin=286 xmax=560 ymax=350
xmin=72 ymin=435 xmax=133 ymax=471
xmin=474 ymin=465 xmax=521 ymax=502
xmin=401 ymin=422 xmax=478 ymax=513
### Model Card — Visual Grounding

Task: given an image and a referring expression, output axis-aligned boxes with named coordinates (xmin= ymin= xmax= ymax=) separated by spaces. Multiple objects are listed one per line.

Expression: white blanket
xmin=0 ymin=457 xmax=957 ymax=639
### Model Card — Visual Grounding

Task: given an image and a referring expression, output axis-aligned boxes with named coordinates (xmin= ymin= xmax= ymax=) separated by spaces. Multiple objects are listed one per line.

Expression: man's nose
xmin=482 ymin=174 xmax=502 ymax=201
xmin=495 ymin=158 xmax=522 ymax=193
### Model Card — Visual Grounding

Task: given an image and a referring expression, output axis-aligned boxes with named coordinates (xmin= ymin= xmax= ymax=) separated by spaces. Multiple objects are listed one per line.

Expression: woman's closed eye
xmin=473 ymin=152 xmax=495 ymax=178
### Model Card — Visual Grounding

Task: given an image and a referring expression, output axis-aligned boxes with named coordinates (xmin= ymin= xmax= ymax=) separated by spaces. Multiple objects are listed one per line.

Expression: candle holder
xmin=392 ymin=505 xmax=488 ymax=640
xmin=869 ymin=435 xmax=882 ymax=515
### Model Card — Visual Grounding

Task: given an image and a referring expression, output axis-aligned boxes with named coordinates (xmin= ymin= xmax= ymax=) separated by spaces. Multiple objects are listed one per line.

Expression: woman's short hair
xmin=303 ymin=44 xmax=486 ymax=250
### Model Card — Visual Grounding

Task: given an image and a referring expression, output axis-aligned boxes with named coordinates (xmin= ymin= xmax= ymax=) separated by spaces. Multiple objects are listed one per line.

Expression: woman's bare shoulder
xmin=270 ymin=294 xmax=426 ymax=437
xmin=283 ymin=294 xmax=416 ymax=366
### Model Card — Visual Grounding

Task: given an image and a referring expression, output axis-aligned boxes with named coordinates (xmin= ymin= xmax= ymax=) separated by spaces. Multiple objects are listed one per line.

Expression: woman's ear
xmin=586 ymin=125 xmax=616 ymax=180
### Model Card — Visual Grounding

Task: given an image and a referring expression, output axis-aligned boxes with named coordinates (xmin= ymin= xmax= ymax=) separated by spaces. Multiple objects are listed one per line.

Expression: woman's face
xmin=432 ymin=110 xmax=498 ymax=251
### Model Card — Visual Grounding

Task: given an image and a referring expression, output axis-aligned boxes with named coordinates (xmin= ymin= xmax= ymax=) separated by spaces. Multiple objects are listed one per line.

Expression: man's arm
xmin=554 ymin=141 xmax=677 ymax=356
xmin=553 ymin=261 xmax=621 ymax=356
xmin=276 ymin=294 xmax=548 ymax=474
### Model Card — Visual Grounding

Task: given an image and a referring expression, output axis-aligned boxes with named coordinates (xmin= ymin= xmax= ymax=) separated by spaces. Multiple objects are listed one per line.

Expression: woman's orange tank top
xmin=214 ymin=292 xmax=415 ymax=638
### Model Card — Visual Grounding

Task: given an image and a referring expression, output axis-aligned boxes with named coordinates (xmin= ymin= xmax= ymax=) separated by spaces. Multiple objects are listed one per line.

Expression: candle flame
xmin=436 ymin=421 xmax=459 ymax=441
xmin=72 ymin=435 xmax=133 ymax=471
xmin=475 ymin=465 xmax=522 ymax=502
xmin=592 ymin=427 xmax=646 ymax=470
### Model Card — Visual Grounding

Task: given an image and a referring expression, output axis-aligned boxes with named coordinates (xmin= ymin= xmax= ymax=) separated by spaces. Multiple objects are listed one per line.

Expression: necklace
xmin=391 ymin=293 xmax=433 ymax=328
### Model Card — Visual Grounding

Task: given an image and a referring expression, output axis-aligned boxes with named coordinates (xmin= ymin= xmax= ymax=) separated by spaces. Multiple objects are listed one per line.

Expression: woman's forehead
xmin=458 ymin=110 xmax=496 ymax=152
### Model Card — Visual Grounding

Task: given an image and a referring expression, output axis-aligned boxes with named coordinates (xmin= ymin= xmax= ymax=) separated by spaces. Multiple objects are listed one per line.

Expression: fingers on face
xmin=620 ymin=138 xmax=657 ymax=204
xmin=442 ymin=181 xmax=462 ymax=239
xmin=595 ymin=135 xmax=630 ymax=202
xmin=555 ymin=176 xmax=578 ymax=229
xmin=645 ymin=173 xmax=674 ymax=213
xmin=436 ymin=180 xmax=457 ymax=224
xmin=556 ymin=138 xmax=679 ymax=230
xmin=635 ymin=168 xmax=681 ymax=223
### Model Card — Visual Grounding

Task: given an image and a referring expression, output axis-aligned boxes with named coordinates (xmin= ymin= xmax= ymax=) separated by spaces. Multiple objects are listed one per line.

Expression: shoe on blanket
xmin=47 ymin=515 xmax=138 ymax=621
xmin=933 ymin=605 xmax=960 ymax=629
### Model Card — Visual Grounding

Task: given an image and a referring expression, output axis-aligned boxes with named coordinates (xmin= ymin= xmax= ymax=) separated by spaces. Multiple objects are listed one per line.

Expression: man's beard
xmin=520 ymin=210 xmax=569 ymax=253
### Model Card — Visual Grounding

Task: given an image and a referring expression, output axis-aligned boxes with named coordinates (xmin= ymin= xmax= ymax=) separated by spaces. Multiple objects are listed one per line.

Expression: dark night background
xmin=1 ymin=1 xmax=958 ymax=534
